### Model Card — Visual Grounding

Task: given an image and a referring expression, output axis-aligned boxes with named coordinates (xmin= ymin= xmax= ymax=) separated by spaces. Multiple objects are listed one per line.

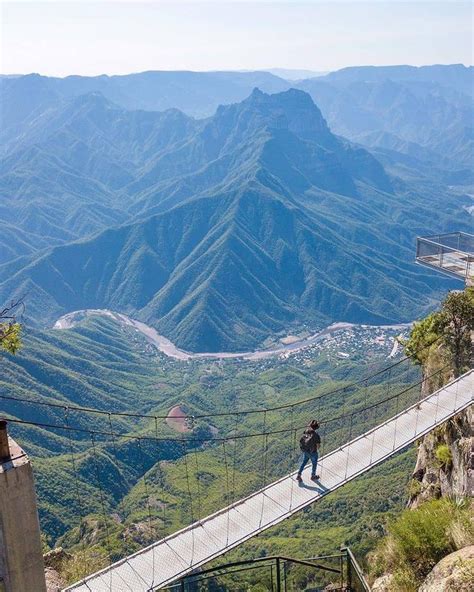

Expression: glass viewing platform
xmin=416 ymin=232 xmax=474 ymax=283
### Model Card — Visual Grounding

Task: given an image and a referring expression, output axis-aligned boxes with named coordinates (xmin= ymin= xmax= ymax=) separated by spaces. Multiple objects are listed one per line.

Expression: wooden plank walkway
xmin=65 ymin=370 xmax=473 ymax=592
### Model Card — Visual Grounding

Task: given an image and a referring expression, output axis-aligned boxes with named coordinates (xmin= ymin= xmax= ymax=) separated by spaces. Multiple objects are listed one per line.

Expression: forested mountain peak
xmin=214 ymin=88 xmax=335 ymax=153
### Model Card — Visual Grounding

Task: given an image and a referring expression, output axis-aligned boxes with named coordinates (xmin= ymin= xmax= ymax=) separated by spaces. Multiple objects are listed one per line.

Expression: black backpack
xmin=299 ymin=429 xmax=315 ymax=452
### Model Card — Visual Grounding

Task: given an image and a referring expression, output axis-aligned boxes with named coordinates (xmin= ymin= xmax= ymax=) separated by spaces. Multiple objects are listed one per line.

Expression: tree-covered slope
xmin=1 ymin=88 xmax=467 ymax=351
xmin=0 ymin=181 xmax=461 ymax=352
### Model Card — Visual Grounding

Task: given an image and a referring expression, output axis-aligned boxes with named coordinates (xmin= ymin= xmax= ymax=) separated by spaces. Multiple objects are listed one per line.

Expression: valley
xmin=1 ymin=76 xmax=469 ymax=351
xmin=0 ymin=313 xmax=419 ymax=564
xmin=53 ymin=308 xmax=411 ymax=361
xmin=0 ymin=59 xmax=472 ymax=591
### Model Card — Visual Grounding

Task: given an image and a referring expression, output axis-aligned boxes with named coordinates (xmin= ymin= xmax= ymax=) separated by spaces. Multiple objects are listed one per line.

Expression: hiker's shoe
xmin=311 ymin=475 xmax=320 ymax=481
xmin=296 ymin=474 xmax=303 ymax=482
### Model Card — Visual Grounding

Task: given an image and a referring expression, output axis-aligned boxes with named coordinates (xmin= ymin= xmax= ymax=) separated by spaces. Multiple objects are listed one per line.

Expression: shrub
xmin=391 ymin=565 xmax=418 ymax=592
xmin=61 ymin=548 xmax=108 ymax=585
xmin=389 ymin=498 xmax=456 ymax=577
xmin=403 ymin=287 xmax=474 ymax=376
xmin=435 ymin=444 xmax=452 ymax=468
xmin=369 ymin=498 xmax=474 ymax=589
xmin=403 ymin=314 xmax=440 ymax=366
xmin=407 ymin=479 xmax=422 ymax=498
xmin=447 ymin=499 xmax=474 ymax=549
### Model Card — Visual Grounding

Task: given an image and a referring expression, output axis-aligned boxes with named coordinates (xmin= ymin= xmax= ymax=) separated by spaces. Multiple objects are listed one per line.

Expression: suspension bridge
xmin=63 ymin=369 xmax=472 ymax=592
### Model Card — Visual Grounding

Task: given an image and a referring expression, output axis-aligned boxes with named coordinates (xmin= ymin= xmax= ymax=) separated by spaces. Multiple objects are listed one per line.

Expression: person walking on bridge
xmin=296 ymin=420 xmax=321 ymax=482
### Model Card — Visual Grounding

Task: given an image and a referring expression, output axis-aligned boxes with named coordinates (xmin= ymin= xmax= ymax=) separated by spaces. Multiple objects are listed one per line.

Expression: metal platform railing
xmin=416 ymin=232 xmax=474 ymax=282
xmin=163 ymin=547 xmax=370 ymax=591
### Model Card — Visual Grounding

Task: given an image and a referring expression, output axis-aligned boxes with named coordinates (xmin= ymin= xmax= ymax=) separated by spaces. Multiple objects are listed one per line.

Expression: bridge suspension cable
xmin=0 ymin=337 xmax=437 ymax=428
xmin=2 ymin=363 xmax=447 ymax=444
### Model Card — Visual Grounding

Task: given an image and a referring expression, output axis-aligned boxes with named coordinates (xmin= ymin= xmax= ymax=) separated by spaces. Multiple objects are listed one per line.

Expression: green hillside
xmin=1 ymin=315 xmax=420 ymax=570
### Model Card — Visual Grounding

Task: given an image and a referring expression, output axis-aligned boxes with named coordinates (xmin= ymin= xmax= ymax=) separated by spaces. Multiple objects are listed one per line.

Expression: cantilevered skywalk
xmin=65 ymin=370 xmax=473 ymax=592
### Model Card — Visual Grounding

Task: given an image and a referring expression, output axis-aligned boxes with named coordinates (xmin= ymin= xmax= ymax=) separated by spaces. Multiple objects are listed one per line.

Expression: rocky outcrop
xmin=43 ymin=547 xmax=71 ymax=571
xmin=44 ymin=548 xmax=70 ymax=592
xmin=408 ymin=406 xmax=473 ymax=508
xmin=45 ymin=567 xmax=65 ymax=592
xmin=371 ymin=574 xmax=394 ymax=591
xmin=418 ymin=545 xmax=474 ymax=591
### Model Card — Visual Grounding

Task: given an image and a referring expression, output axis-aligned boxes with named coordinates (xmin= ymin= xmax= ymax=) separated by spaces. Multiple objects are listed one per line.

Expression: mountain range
xmin=298 ymin=65 xmax=474 ymax=172
xmin=2 ymin=64 xmax=471 ymax=172
xmin=1 ymin=66 xmax=472 ymax=351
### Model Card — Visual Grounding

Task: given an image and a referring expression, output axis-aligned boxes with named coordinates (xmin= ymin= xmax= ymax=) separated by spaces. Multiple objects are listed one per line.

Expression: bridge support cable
xmin=136 ymin=439 xmax=156 ymax=592
xmin=63 ymin=369 xmax=472 ymax=592
xmin=289 ymin=405 xmax=296 ymax=512
xmin=89 ymin=434 xmax=115 ymax=592
xmin=344 ymin=413 xmax=354 ymax=480
xmin=259 ymin=411 xmax=269 ymax=529
xmin=192 ymin=446 xmax=203 ymax=520
xmin=221 ymin=440 xmax=231 ymax=546
xmin=231 ymin=434 xmax=237 ymax=506
xmin=63 ymin=408 xmax=88 ymax=563
xmin=181 ymin=439 xmax=195 ymax=568
xmin=107 ymin=413 xmax=119 ymax=460
xmin=153 ymin=417 xmax=168 ymax=539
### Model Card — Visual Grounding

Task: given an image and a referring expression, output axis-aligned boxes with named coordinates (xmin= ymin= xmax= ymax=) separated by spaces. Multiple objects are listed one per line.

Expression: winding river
xmin=54 ymin=309 xmax=410 ymax=361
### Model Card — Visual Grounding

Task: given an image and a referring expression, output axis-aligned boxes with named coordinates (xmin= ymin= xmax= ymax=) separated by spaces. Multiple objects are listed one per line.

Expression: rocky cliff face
xmin=408 ymin=405 xmax=473 ymax=508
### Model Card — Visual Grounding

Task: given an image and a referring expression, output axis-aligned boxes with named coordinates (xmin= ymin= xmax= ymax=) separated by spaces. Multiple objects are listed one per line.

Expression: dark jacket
xmin=300 ymin=428 xmax=321 ymax=453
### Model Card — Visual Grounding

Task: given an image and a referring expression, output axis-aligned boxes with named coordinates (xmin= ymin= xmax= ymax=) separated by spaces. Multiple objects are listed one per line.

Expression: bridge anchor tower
xmin=0 ymin=420 xmax=47 ymax=592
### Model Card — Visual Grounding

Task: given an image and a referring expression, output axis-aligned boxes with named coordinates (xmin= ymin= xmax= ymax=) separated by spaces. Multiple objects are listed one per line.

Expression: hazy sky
xmin=1 ymin=1 xmax=472 ymax=77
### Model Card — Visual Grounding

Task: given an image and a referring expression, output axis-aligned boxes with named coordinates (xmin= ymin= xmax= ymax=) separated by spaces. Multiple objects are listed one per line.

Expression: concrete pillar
xmin=0 ymin=421 xmax=47 ymax=592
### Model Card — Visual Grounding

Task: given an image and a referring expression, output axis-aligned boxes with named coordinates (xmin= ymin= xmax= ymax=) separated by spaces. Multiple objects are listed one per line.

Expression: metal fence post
xmin=346 ymin=549 xmax=352 ymax=591
xmin=453 ymin=374 xmax=460 ymax=412
xmin=434 ymin=383 xmax=440 ymax=425
xmin=369 ymin=427 xmax=375 ymax=465
xmin=276 ymin=557 xmax=282 ymax=592
xmin=392 ymin=393 xmax=400 ymax=451
xmin=340 ymin=552 xmax=344 ymax=590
